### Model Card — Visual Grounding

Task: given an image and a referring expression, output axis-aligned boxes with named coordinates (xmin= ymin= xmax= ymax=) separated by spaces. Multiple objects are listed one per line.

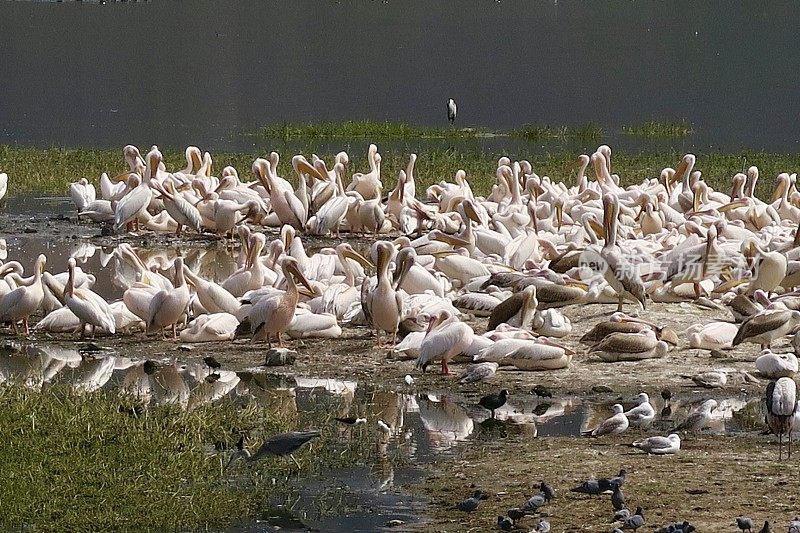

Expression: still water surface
xmin=2 ymin=2 xmax=800 ymax=151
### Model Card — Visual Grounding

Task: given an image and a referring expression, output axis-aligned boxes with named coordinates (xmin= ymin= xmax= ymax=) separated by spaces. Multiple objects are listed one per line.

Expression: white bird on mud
xmin=415 ymin=310 xmax=474 ymax=374
xmin=623 ymin=392 xmax=655 ymax=428
xmin=64 ymin=257 xmax=115 ymax=337
xmin=673 ymin=399 xmax=717 ymax=434
xmin=582 ymin=403 xmax=629 ymax=437
xmin=0 ymin=254 xmax=46 ymax=335
xmin=632 ymin=433 xmax=680 ymax=454
xmin=755 ymin=350 xmax=798 ymax=379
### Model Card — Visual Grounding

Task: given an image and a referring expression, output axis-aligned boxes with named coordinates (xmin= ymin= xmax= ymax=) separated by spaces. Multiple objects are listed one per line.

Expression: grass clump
xmin=258 ymin=120 xmax=482 ymax=140
xmin=621 ymin=120 xmax=694 ymax=137
xmin=0 ymin=385 xmax=336 ymax=530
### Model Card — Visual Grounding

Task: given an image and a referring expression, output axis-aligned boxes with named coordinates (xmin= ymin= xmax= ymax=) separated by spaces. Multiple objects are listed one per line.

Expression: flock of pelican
xmin=1 ymin=142 xmax=800 ymax=454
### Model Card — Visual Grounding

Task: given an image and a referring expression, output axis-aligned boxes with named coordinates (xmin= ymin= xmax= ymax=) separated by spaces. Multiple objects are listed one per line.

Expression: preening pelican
xmin=0 ymin=254 xmax=46 ymax=335
xmin=250 ymin=257 xmax=314 ymax=347
xmin=180 ymin=313 xmax=239 ymax=342
xmin=253 ymin=156 xmax=306 ymax=229
xmin=147 ymin=257 xmax=191 ymax=339
xmin=598 ymin=193 xmax=647 ymax=311
xmin=64 ymin=257 xmax=115 ymax=337
xmin=415 ymin=310 xmax=474 ymax=374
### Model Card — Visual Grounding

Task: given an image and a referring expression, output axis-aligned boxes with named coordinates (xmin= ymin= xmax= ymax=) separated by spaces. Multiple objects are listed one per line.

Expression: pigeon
xmin=479 ymin=389 xmax=509 ymax=418
xmin=613 ymin=509 xmax=631 ymax=522
xmin=582 ymin=404 xmax=629 ymax=437
xmin=758 ymin=520 xmax=771 ymax=533
xmin=507 ymin=508 xmax=526 ymax=521
xmin=497 ymin=515 xmax=513 ymax=531
xmin=736 ymin=516 xmax=754 ymax=532
xmin=622 ymin=507 xmax=645 ymax=530
xmin=522 ymin=492 xmax=546 ymax=512
xmin=570 ymin=478 xmax=604 ymax=495
xmin=605 ymin=469 xmax=626 ymax=489
xmin=539 ymin=480 xmax=556 ymax=502
xmin=611 ymin=484 xmax=625 ymax=511
xmin=789 ymin=517 xmax=800 ymax=533
xmin=535 ymin=519 xmax=551 ymax=533
xmin=455 ymin=490 xmax=483 ymax=512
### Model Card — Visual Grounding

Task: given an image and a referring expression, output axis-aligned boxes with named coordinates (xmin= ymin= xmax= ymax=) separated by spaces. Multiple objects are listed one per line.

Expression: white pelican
xmin=532 ymin=308 xmax=572 ymax=338
xmin=0 ymin=254 xmax=46 ymax=335
xmin=69 ymin=177 xmax=96 ymax=215
xmin=253 ymin=157 xmax=306 ymax=229
xmin=581 ymin=404 xmax=628 ymax=437
xmin=317 ymin=244 xmax=373 ymax=319
xmin=221 ymin=233 xmax=275 ymax=297
xmin=250 ymin=256 xmax=313 ymax=347
xmin=152 ymin=180 xmax=202 ymax=236
xmin=364 ymin=241 xmax=403 ymax=347
xmin=64 ymin=257 xmax=115 ymax=337
xmin=287 ymin=308 xmax=341 ymax=339
xmin=745 ymin=239 xmax=788 ymax=296
xmin=632 ymin=434 xmax=680 ymax=454
xmin=308 ymin=161 xmax=349 ymax=237
xmin=114 ymin=173 xmax=151 ymax=231
xmin=766 ymin=377 xmax=797 ymax=459
xmin=597 ymin=193 xmax=647 ymax=311
xmin=686 ymin=321 xmax=738 ymax=350
xmin=755 ymin=350 xmax=798 ymax=379
xmin=487 ymin=285 xmax=537 ymax=331
xmin=147 ymin=257 xmax=191 ymax=339
xmin=415 ymin=310 xmax=474 ymax=374
xmin=475 ymin=338 xmax=572 ymax=370
xmin=180 ymin=313 xmax=239 ymax=342
xmin=347 ymin=144 xmax=382 ymax=200
xmin=590 ymin=330 xmax=667 ymax=362
xmin=182 ymin=266 xmax=240 ymax=315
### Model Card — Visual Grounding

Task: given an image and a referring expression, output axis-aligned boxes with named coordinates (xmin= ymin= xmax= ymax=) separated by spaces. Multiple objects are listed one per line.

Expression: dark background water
xmin=2 ymin=1 xmax=800 ymax=151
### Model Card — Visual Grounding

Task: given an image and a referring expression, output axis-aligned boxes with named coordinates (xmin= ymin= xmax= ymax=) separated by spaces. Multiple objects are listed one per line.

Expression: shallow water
xmin=3 ymin=2 xmax=800 ymax=151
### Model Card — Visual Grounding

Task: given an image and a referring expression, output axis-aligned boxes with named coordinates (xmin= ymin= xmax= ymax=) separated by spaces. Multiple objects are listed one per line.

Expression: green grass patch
xmin=1 ymin=144 xmax=796 ymax=200
xmin=511 ymin=123 xmax=604 ymax=141
xmin=621 ymin=120 xmax=694 ymax=138
xmin=257 ymin=121 xmax=484 ymax=140
xmin=0 ymin=385 xmax=367 ymax=530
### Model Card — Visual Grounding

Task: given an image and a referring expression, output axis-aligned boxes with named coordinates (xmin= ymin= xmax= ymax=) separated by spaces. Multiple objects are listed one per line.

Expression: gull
xmin=673 ymin=399 xmax=717 ymax=433
xmin=632 ymin=434 xmax=681 ymax=454
xmin=458 ymin=362 xmax=498 ymax=384
xmin=623 ymin=392 xmax=656 ymax=427
xmin=582 ymin=404 xmax=629 ymax=437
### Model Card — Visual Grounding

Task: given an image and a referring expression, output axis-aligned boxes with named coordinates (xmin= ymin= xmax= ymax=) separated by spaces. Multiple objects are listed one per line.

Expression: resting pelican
xmin=766 ymin=377 xmax=797 ymax=459
xmin=597 ymin=194 xmax=647 ymax=311
xmin=664 ymin=224 xmax=722 ymax=299
xmin=182 ymin=266 xmax=240 ymax=315
xmin=365 ymin=241 xmax=403 ymax=347
xmin=0 ymin=254 xmax=46 ymax=335
xmin=64 ymin=257 xmax=115 ymax=337
xmin=755 ymin=350 xmax=798 ymax=379
xmin=180 ymin=313 xmax=239 ymax=342
xmin=250 ymin=256 xmax=314 ymax=347
xmin=147 ymin=257 xmax=191 ymax=339
xmin=487 ymin=285 xmax=537 ymax=331
xmin=590 ymin=330 xmax=668 ymax=362
xmin=686 ymin=321 xmax=738 ymax=350
xmin=415 ymin=310 xmax=474 ymax=374
xmin=475 ymin=338 xmax=572 ymax=370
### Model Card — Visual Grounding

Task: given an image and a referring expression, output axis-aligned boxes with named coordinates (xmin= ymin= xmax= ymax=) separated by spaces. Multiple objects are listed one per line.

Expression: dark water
xmin=2 ymin=2 xmax=800 ymax=151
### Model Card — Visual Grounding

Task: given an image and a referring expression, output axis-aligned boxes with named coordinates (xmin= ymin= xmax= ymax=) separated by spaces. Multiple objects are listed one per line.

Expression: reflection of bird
xmin=765 ymin=377 xmax=797 ymax=459
xmin=479 ymin=389 xmax=508 ymax=418
xmin=447 ymin=98 xmax=457 ymax=126
xmin=227 ymin=430 xmax=320 ymax=468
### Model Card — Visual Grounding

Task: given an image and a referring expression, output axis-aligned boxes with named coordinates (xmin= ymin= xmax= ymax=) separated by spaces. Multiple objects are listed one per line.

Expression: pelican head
xmin=279 ymin=256 xmax=314 ymax=293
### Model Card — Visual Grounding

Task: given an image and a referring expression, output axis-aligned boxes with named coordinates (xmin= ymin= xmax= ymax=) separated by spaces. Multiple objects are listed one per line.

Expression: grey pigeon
xmin=523 ymin=492 xmax=546 ymax=512
xmin=507 ymin=508 xmax=526 ymax=521
xmin=456 ymin=490 xmax=483 ymax=512
xmin=613 ymin=508 xmax=630 ymax=522
xmin=535 ymin=519 xmax=551 ymax=533
xmin=622 ymin=506 xmax=645 ymax=530
xmin=758 ymin=520 xmax=771 ymax=533
xmin=497 ymin=515 xmax=513 ymax=531
xmin=611 ymin=484 xmax=625 ymax=511
xmin=736 ymin=516 xmax=754 ymax=532
xmin=540 ymin=480 xmax=556 ymax=502
xmin=571 ymin=478 xmax=603 ymax=494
